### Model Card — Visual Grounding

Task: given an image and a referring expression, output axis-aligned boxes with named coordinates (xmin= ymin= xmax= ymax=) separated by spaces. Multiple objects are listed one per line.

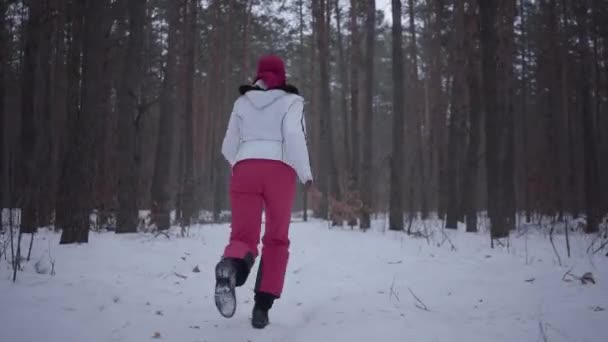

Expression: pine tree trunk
xmin=446 ymin=0 xmax=467 ymax=230
xmin=312 ymin=0 xmax=333 ymax=220
xmin=56 ymin=0 xmax=83 ymax=232
xmin=59 ymin=0 xmax=111 ymax=244
xmin=462 ymin=0 xmax=480 ymax=233
xmin=389 ymin=0 xmax=405 ymax=231
xmin=407 ymin=0 xmax=427 ymax=218
xmin=428 ymin=0 xmax=445 ymax=216
xmin=349 ymin=0 xmax=361 ymax=225
xmin=574 ymin=2 xmax=601 ymax=233
xmin=334 ymin=0 xmax=351 ymax=183
xmin=0 ymin=0 xmax=7 ymax=210
xmin=180 ymin=0 xmax=197 ymax=227
xmin=49 ymin=0 xmax=68 ymax=230
xmin=360 ymin=0 xmax=375 ymax=229
xmin=151 ymin=0 xmax=179 ymax=231
xmin=479 ymin=0 xmax=514 ymax=240
xmin=116 ymin=0 xmax=146 ymax=234
xmin=19 ymin=1 xmax=45 ymax=235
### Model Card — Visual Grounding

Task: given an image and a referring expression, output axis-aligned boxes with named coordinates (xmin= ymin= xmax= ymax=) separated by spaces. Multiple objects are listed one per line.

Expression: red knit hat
xmin=255 ymin=55 xmax=286 ymax=89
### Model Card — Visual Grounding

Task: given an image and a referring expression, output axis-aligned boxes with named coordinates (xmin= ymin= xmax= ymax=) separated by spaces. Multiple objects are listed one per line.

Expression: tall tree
xmin=445 ymin=0 xmax=467 ymax=230
xmin=116 ymin=0 xmax=146 ymax=233
xmin=349 ymin=0 xmax=361 ymax=202
xmin=178 ymin=0 xmax=197 ymax=227
xmin=389 ymin=0 xmax=405 ymax=231
xmin=151 ymin=0 xmax=180 ymax=231
xmin=59 ymin=0 xmax=111 ymax=244
xmin=479 ymin=0 xmax=516 ymax=241
xmin=360 ymin=0 xmax=375 ymax=229
xmin=0 ymin=0 xmax=8 ymax=210
xmin=19 ymin=0 xmax=46 ymax=234
xmin=407 ymin=0 xmax=426 ymax=218
xmin=334 ymin=0 xmax=350 ymax=182
xmin=461 ymin=0 xmax=481 ymax=232
xmin=312 ymin=0 xmax=338 ymax=220
xmin=574 ymin=1 xmax=601 ymax=233
xmin=56 ymin=0 xmax=83 ymax=233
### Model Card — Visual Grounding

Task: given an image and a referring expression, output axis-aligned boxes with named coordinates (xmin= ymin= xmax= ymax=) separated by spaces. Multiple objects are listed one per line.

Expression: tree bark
xmin=428 ymin=0 xmax=446 ymax=216
xmin=334 ymin=0 xmax=351 ymax=185
xmin=407 ymin=0 xmax=427 ymax=218
xmin=574 ymin=1 xmax=601 ymax=233
xmin=446 ymin=0 xmax=467 ymax=230
xmin=349 ymin=0 xmax=361 ymax=219
xmin=312 ymin=0 xmax=338 ymax=220
xmin=389 ymin=0 xmax=405 ymax=231
xmin=151 ymin=0 xmax=180 ymax=231
xmin=59 ymin=0 xmax=111 ymax=244
xmin=0 ymin=0 xmax=8 ymax=209
xmin=179 ymin=0 xmax=197 ymax=227
xmin=116 ymin=0 xmax=146 ymax=234
xmin=19 ymin=0 xmax=46 ymax=234
xmin=479 ymin=0 xmax=516 ymax=241
xmin=360 ymin=0 xmax=375 ymax=230
xmin=462 ymin=0 xmax=481 ymax=233
xmin=56 ymin=0 xmax=83 ymax=232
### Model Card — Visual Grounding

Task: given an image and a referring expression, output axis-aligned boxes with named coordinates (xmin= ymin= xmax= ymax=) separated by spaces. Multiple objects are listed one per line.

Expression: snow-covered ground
xmin=1 ymin=220 xmax=606 ymax=342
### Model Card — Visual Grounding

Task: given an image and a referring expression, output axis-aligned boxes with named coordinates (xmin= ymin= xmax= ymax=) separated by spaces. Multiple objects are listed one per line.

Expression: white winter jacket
xmin=221 ymin=87 xmax=313 ymax=184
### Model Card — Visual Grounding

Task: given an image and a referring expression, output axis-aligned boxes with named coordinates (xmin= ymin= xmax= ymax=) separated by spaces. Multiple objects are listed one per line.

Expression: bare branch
xmin=549 ymin=222 xmax=562 ymax=266
xmin=408 ymin=287 xmax=429 ymax=311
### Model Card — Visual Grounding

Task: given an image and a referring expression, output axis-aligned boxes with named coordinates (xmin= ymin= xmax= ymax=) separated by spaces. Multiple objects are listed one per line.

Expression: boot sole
xmin=252 ymin=320 xmax=269 ymax=329
xmin=215 ymin=261 xmax=237 ymax=318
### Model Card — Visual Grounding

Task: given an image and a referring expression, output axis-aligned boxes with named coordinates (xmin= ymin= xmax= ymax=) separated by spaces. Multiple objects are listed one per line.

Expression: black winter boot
xmin=214 ymin=258 xmax=237 ymax=318
xmin=251 ymin=292 xmax=275 ymax=329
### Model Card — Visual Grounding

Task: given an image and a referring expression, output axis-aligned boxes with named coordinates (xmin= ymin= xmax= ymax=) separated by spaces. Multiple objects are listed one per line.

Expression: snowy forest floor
xmin=1 ymin=219 xmax=607 ymax=342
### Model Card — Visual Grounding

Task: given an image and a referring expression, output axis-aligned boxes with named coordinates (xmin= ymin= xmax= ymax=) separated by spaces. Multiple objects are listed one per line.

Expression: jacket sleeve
xmin=221 ymin=111 xmax=240 ymax=166
xmin=283 ymin=98 xmax=313 ymax=183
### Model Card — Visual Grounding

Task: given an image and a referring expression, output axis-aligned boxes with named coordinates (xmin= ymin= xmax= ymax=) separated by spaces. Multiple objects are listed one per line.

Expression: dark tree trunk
xmin=179 ymin=0 xmax=197 ymax=227
xmin=116 ymin=0 xmax=146 ymax=234
xmin=462 ymin=0 xmax=480 ymax=233
xmin=479 ymin=0 xmax=515 ymax=240
xmin=312 ymin=0 xmax=337 ymax=220
xmin=334 ymin=0 xmax=350 ymax=184
xmin=389 ymin=0 xmax=405 ymax=231
xmin=349 ymin=0 xmax=361 ymax=225
xmin=428 ymin=0 xmax=446 ymax=216
xmin=56 ymin=0 xmax=83 ymax=232
xmin=49 ymin=0 xmax=68 ymax=230
xmin=59 ymin=0 xmax=111 ymax=244
xmin=0 ymin=0 xmax=8 ymax=210
xmin=574 ymin=2 xmax=601 ymax=233
xmin=19 ymin=0 xmax=46 ymax=234
xmin=151 ymin=0 xmax=179 ymax=231
xmin=359 ymin=0 xmax=375 ymax=230
xmin=407 ymin=0 xmax=426 ymax=218
xmin=446 ymin=0 xmax=467 ymax=230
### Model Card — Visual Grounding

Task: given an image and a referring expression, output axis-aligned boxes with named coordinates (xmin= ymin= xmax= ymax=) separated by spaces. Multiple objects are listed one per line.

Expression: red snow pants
xmin=223 ymin=159 xmax=296 ymax=298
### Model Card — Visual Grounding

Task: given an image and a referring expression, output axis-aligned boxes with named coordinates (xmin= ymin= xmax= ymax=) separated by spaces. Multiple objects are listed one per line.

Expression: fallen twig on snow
xmin=389 ymin=276 xmax=400 ymax=302
xmin=539 ymin=320 xmax=548 ymax=342
xmin=408 ymin=287 xmax=429 ymax=311
xmin=48 ymin=239 xmax=56 ymax=276
xmin=591 ymin=239 xmax=608 ymax=255
xmin=438 ymin=230 xmax=457 ymax=251
xmin=174 ymin=272 xmax=188 ymax=279
xmin=562 ymin=267 xmax=574 ymax=282
xmin=562 ymin=268 xmax=596 ymax=285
